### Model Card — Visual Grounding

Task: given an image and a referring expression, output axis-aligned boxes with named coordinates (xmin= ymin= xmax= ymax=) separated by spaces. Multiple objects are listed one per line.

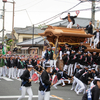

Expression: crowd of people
xmin=0 ymin=54 xmax=41 ymax=79
xmin=0 ymin=41 xmax=100 ymax=99
xmin=0 ymin=12 xmax=100 ymax=100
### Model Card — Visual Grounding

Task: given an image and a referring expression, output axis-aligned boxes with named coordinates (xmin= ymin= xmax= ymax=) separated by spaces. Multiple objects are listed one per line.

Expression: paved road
xmin=0 ymin=77 xmax=83 ymax=100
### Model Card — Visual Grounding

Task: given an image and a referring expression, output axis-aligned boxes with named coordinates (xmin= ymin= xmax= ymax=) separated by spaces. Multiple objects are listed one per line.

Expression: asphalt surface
xmin=0 ymin=77 xmax=83 ymax=100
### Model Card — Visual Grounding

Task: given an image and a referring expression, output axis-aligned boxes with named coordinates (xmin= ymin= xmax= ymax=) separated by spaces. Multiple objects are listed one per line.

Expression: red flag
xmin=31 ymin=73 xmax=39 ymax=81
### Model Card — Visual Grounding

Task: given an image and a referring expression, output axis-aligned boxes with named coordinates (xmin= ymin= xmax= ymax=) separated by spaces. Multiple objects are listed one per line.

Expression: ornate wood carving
xmin=47 ymin=25 xmax=55 ymax=29
xmin=58 ymin=36 xmax=85 ymax=43
xmin=47 ymin=36 xmax=57 ymax=44
xmin=45 ymin=32 xmax=54 ymax=37
xmin=46 ymin=36 xmax=85 ymax=45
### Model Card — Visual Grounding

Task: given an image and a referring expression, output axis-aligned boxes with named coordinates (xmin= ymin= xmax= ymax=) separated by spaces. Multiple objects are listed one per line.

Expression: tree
xmin=6 ymin=39 xmax=13 ymax=51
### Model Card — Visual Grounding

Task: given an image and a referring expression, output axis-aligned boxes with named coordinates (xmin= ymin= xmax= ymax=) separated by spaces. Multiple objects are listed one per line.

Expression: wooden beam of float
xmin=38 ymin=25 xmax=93 ymax=45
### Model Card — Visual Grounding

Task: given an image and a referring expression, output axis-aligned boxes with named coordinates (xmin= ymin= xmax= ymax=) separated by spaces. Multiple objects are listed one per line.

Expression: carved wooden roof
xmin=38 ymin=25 xmax=93 ymax=38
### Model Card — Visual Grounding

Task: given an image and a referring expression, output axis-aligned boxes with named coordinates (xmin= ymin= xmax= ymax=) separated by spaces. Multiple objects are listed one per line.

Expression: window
xmin=23 ymin=38 xmax=31 ymax=41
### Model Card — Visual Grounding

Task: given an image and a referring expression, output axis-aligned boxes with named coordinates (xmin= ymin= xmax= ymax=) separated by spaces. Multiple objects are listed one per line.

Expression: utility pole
xmin=11 ymin=1 xmax=15 ymax=53
xmin=32 ymin=24 xmax=34 ymax=47
xmin=91 ymin=1 xmax=95 ymax=26
xmin=79 ymin=0 xmax=97 ymax=27
xmin=2 ymin=2 xmax=5 ymax=44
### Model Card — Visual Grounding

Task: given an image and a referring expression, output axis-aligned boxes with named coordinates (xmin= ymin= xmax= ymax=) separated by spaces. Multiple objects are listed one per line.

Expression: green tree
xmin=6 ymin=39 xmax=13 ymax=51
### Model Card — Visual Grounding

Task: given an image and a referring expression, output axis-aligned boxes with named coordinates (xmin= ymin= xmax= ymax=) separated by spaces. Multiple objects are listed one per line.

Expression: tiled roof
xmin=17 ymin=36 xmax=49 ymax=46
xmin=50 ymin=17 xmax=100 ymax=28
xmin=14 ymin=26 xmax=44 ymax=35
xmin=6 ymin=33 xmax=16 ymax=39
xmin=38 ymin=26 xmax=93 ymax=38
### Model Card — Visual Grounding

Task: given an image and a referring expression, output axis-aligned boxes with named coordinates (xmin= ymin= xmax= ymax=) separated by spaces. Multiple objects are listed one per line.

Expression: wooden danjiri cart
xmin=38 ymin=25 xmax=99 ymax=71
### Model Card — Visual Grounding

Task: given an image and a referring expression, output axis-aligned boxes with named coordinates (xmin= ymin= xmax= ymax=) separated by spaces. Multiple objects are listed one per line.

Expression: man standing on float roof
xmin=60 ymin=12 xmax=79 ymax=28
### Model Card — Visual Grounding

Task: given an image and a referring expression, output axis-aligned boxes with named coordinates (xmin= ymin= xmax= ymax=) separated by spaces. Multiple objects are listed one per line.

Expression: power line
xmin=34 ymin=5 xmax=100 ymax=25
xmin=25 ymin=9 xmax=33 ymax=25
xmin=6 ymin=0 xmax=99 ymax=12
xmin=3 ymin=0 xmax=43 ymax=12
xmin=34 ymin=1 xmax=83 ymax=25
xmin=26 ymin=0 xmax=44 ymax=9
xmin=6 ymin=1 xmax=89 ymax=26
xmin=68 ymin=6 xmax=100 ymax=12
xmin=5 ymin=6 xmax=100 ymax=13
xmin=6 ymin=9 xmax=26 ymax=12
xmin=54 ymin=0 xmax=92 ymax=6
xmin=5 ymin=0 xmax=83 ymax=26
xmin=35 ymin=6 xmax=100 ymax=25
xmin=5 ymin=0 xmax=100 ymax=28
xmin=14 ymin=0 xmax=36 ymax=8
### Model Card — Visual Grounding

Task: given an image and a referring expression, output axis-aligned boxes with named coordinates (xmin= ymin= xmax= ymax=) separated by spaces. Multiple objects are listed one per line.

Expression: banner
xmin=2 ymin=46 xmax=5 ymax=55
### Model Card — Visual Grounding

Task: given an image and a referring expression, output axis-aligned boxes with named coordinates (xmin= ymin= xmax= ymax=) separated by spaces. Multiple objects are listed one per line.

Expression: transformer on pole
xmin=2 ymin=0 xmax=7 ymax=2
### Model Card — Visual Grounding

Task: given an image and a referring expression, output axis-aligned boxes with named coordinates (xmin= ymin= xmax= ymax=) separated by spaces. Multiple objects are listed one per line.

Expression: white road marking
xmin=2 ymin=77 xmax=13 ymax=81
xmin=1 ymin=77 xmax=22 ymax=82
xmin=0 ymin=95 xmax=56 ymax=99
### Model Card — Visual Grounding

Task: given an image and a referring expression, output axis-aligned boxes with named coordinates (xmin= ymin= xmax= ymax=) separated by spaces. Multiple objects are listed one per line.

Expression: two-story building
xmin=5 ymin=26 xmax=45 ymax=54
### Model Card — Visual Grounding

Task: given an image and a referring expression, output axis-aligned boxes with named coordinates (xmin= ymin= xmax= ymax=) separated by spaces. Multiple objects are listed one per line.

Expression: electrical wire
xmin=6 ymin=1 xmax=93 ymax=26
xmin=4 ymin=0 xmax=43 ymax=11
xmin=25 ymin=9 xmax=33 ymax=25
xmin=4 ymin=0 xmax=100 ymax=27
xmin=6 ymin=6 xmax=100 ymax=13
xmin=34 ymin=4 xmax=100 ymax=25
xmin=69 ymin=6 xmax=100 ymax=12
xmin=34 ymin=1 xmax=83 ymax=25
xmin=26 ymin=0 xmax=43 ymax=9
xmin=54 ymin=0 xmax=91 ymax=7
xmin=14 ymin=0 xmax=36 ymax=8
xmin=35 ymin=6 xmax=100 ymax=25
